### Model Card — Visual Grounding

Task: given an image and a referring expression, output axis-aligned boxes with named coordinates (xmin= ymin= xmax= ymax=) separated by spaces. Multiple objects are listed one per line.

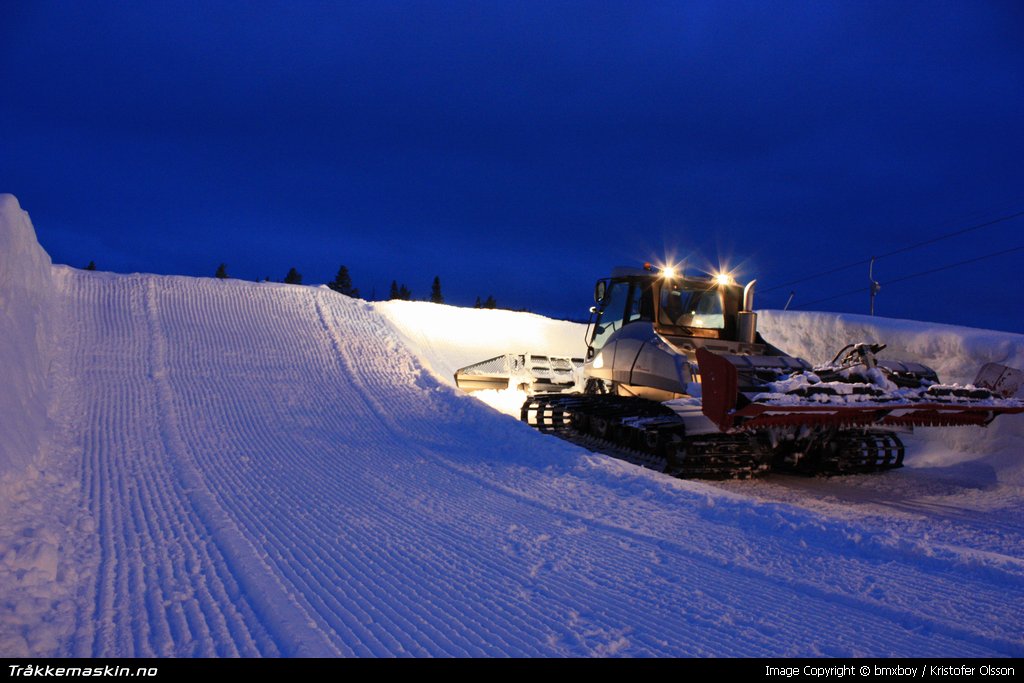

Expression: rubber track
xmin=822 ymin=431 xmax=905 ymax=474
xmin=521 ymin=394 xmax=771 ymax=480
xmin=522 ymin=394 xmax=905 ymax=478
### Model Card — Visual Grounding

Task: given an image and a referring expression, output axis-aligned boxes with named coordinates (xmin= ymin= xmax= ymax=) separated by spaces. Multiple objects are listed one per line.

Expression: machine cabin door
xmin=590 ymin=278 xmax=655 ymax=352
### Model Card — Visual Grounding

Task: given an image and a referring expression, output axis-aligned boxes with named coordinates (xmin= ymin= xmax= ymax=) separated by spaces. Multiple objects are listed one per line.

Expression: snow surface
xmin=1 ymin=199 xmax=1023 ymax=657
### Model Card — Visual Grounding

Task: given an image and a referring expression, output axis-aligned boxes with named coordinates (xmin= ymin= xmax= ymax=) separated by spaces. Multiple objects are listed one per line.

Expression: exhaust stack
xmin=737 ymin=279 xmax=757 ymax=344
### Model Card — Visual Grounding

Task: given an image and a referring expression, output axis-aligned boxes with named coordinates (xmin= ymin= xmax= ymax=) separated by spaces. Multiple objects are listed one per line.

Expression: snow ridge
xmin=0 ymin=194 xmax=54 ymax=479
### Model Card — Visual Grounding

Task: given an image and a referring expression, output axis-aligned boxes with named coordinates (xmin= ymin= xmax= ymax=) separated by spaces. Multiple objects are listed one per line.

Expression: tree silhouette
xmin=430 ymin=276 xmax=444 ymax=304
xmin=284 ymin=267 xmax=302 ymax=285
xmin=484 ymin=295 xmax=497 ymax=309
xmin=474 ymin=296 xmax=482 ymax=308
xmin=328 ymin=265 xmax=359 ymax=297
xmin=84 ymin=261 xmax=96 ymax=271
xmin=215 ymin=263 xmax=228 ymax=279
xmin=388 ymin=280 xmax=412 ymax=300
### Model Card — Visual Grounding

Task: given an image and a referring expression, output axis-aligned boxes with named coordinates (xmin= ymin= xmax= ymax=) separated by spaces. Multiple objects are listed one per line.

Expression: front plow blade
xmin=455 ymin=353 xmax=584 ymax=393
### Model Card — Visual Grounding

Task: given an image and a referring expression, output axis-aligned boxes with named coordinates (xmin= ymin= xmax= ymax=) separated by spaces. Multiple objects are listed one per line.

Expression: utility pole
xmin=869 ymin=257 xmax=881 ymax=316
xmin=784 ymin=291 xmax=795 ymax=311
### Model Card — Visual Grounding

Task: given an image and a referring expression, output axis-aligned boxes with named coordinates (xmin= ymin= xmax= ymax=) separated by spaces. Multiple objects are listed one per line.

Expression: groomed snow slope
xmin=2 ymin=200 xmax=1023 ymax=657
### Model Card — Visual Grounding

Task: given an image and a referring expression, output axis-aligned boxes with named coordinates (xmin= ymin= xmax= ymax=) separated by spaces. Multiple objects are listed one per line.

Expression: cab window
xmin=625 ymin=280 xmax=654 ymax=324
xmin=660 ymin=283 xmax=724 ymax=329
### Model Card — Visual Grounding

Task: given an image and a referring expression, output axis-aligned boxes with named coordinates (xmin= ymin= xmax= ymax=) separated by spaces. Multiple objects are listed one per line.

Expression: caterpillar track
xmin=773 ymin=430 xmax=905 ymax=475
xmin=522 ymin=393 xmax=906 ymax=479
xmin=522 ymin=393 xmax=772 ymax=479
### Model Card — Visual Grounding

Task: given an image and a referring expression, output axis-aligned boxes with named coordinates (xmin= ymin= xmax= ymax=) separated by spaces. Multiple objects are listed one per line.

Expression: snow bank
xmin=0 ymin=195 xmax=53 ymax=480
xmin=758 ymin=310 xmax=1024 ymax=385
xmin=759 ymin=310 xmax=1024 ymax=480
xmin=0 ymin=197 xmax=79 ymax=657
xmin=374 ymin=301 xmax=588 ymax=416
xmin=374 ymin=300 xmax=587 ymax=384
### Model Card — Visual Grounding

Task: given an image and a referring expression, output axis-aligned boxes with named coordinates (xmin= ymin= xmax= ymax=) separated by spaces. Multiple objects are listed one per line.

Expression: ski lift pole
xmin=869 ymin=257 xmax=881 ymax=316
xmin=784 ymin=291 xmax=795 ymax=311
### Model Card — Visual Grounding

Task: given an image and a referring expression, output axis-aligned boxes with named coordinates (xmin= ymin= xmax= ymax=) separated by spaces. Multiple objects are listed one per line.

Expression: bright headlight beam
xmin=661 ymin=266 xmax=677 ymax=279
xmin=715 ymin=272 xmax=733 ymax=286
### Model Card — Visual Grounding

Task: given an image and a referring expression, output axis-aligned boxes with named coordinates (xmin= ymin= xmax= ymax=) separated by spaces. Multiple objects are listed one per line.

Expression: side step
xmin=454 ymin=354 xmax=585 ymax=393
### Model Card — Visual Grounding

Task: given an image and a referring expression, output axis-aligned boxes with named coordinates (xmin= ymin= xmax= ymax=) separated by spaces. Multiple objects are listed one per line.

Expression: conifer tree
xmin=84 ymin=261 xmax=96 ymax=271
xmin=284 ymin=267 xmax=302 ymax=285
xmin=430 ymin=276 xmax=444 ymax=304
xmin=484 ymin=295 xmax=497 ymax=309
xmin=474 ymin=296 xmax=482 ymax=308
xmin=389 ymin=280 xmax=400 ymax=300
xmin=329 ymin=265 xmax=359 ymax=297
xmin=215 ymin=263 xmax=228 ymax=279
xmin=398 ymin=284 xmax=412 ymax=300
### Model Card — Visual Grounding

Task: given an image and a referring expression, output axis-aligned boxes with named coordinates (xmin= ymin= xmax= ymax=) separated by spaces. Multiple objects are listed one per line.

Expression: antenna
xmin=869 ymin=257 xmax=881 ymax=316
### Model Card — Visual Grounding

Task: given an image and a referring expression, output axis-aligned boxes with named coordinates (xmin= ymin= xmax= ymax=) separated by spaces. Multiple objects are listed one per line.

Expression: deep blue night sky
xmin=2 ymin=1 xmax=1022 ymax=330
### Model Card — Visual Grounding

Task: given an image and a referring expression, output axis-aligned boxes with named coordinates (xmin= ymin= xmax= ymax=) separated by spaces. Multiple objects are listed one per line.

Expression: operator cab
xmin=588 ymin=265 xmax=749 ymax=358
xmin=585 ymin=264 xmax=766 ymax=400
xmin=588 ymin=269 xmax=656 ymax=353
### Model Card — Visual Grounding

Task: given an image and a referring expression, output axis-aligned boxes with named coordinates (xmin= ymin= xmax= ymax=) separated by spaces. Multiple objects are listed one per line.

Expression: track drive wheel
xmin=589 ymin=414 xmax=612 ymax=440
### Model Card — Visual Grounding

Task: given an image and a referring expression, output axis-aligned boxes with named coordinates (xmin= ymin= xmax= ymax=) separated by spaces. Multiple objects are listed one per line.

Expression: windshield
xmin=659 ymin=282 xmax=724 ymax=329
